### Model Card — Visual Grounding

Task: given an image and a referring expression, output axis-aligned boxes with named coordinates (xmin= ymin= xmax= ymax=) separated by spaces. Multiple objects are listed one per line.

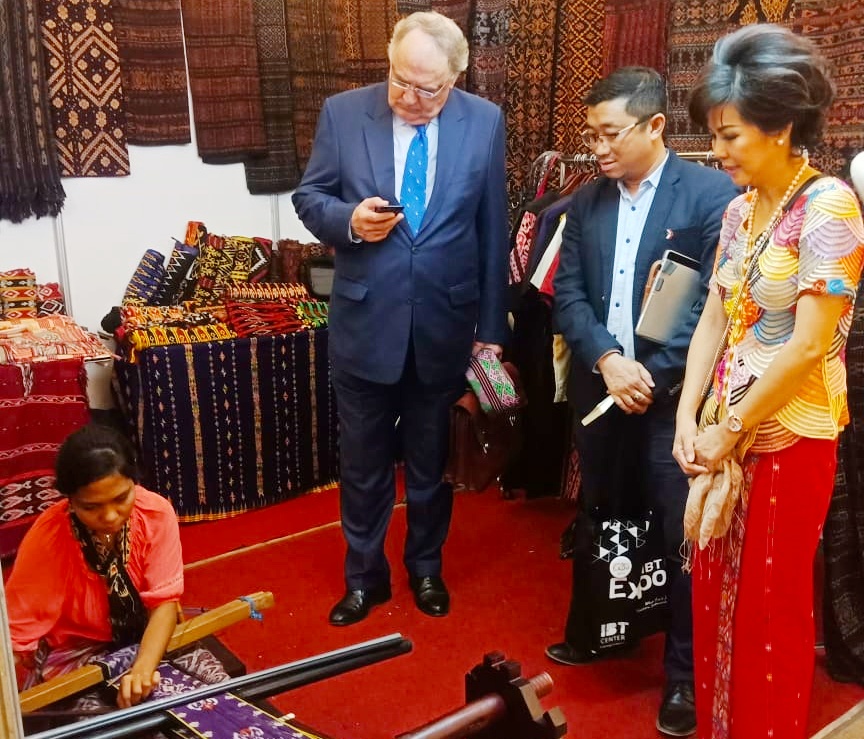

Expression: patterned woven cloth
xmin=792 ymin=1 xmax=864 ymax=176
xmin=113 ymin=0 xmax=191 ymax=145
xmin=181 ymin=0 xmax=267 ymax=163
xmin=0 ymin=358 xmax=89 ymax=558
xmin=0 ymin=269 xmax=38 ymax=320
xmin=122 ymin=250 xmax=167 ymax=306
xmin=243 ymin=0 xmax=300 ymax=194
xmin=467 ymin=0 xmax=509 ymax=107
xmin=153 ymin=242 xmax=199 ymax=306
xmin=114 ymin=329 xmax=339 ymax=521
xmin=0 ymin=0 xmax=66 ymax=222
xmin=0 ymin=316 xmax=109 ymax=364
xmin=40 ymin=0 xmax=130 ymax=177
xmin=36 ymin=283 xmax=66 ymax=317
xmin=602 ymin=0 xmax=669 ymax=75
xmin=466 ymin=348 xmax=522 ymax=414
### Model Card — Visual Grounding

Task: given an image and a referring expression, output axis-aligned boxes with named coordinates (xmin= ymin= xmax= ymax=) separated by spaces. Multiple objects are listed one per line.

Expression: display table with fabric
xmin=113 ymin=328 xmax=339 ymax=521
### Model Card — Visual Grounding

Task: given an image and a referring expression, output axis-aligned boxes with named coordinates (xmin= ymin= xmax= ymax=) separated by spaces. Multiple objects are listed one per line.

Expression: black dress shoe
xmin=657 ymin=682 xmax=696 ymax=737
xmin=328 ymin=585 xmax=391 ymax=626
xmin=409 ymin=576 xmax=450 ymax=616
xmin=544 ymin=642 xmax=595 ymax=666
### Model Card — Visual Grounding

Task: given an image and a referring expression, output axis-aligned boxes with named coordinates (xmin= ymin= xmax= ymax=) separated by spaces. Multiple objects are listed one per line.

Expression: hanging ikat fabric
xmin=113 ymin=0 xmax=191 ymax=145
xmin=41 ymin=0 xmax=130 ymax=177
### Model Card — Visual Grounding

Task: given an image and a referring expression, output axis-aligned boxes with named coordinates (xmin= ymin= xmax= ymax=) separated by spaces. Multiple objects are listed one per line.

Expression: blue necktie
xmin=400 ymin=125 xmax=428 ymax=235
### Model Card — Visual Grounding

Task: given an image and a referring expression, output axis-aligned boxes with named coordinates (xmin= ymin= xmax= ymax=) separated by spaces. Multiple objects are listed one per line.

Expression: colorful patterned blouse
xmin=705 ymin=177 xmax=864 ymax=453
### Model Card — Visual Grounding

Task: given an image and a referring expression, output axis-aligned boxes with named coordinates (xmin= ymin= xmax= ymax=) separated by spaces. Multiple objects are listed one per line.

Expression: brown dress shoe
xmin=328 ymin=584 xmax=391 ymax=626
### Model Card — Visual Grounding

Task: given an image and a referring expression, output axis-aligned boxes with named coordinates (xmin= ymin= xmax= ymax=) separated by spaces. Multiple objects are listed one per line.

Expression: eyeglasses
xmin=580 ymin=114 xmax=654 ymax=149
xmin=389 ymin=75 xmax=451 ymax=100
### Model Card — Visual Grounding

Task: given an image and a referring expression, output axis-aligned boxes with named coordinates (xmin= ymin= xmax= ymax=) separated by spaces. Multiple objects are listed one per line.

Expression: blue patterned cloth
xmin=400 ymin=125 xmax=428 ymax=234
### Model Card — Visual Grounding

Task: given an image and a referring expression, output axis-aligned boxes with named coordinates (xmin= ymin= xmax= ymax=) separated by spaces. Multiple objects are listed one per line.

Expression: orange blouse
xmin=6 ymin=486 xmax=183 ymax=653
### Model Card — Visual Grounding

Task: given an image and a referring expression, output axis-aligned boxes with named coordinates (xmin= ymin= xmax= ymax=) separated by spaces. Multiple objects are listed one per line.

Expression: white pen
xmin=581 ymin=394 xmax=615 ymax=426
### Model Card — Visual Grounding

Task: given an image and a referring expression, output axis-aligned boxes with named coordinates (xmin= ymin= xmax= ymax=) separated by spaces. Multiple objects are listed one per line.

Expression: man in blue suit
xmin=292 ymin=12 xmax=508 ymax=626
xmin=549 ymin=68 xmax=737 ymax=736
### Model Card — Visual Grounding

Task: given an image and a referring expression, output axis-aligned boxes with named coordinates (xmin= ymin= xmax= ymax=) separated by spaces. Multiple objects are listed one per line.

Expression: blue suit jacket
xmin=553 ymin=152 xmax=738 ymax=414
xmin=292 ymin=83 xmax=509 ymax=385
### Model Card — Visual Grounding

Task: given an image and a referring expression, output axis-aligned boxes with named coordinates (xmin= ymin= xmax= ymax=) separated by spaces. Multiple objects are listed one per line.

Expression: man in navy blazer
xmin=292 ymin=12 xmax=508 ymax=626
xmin=549 ymin=68 xmax=737 ymax=737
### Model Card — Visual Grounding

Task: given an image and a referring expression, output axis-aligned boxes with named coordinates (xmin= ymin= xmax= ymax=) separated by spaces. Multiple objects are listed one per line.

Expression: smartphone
xmin=374 ymin=204 xmax=405 ymax=214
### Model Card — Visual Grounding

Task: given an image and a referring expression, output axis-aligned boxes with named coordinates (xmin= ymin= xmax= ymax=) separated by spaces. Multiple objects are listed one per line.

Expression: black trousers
xmin=564 ymin=399 xmax=693 ymax=685
xmin=332 ymin=350 xmax=465 ymax=590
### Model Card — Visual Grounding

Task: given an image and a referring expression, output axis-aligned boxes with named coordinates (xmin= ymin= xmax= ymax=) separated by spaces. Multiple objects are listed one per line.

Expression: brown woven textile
xmin=665 ymin=0 xmax=731 ymax=152
xmin=552 ymin=0 xmax=604 ymax=158
xmin=506 ymin=0 xmax=558 ymax=205
xmin=41 ymin=0 xmax=130 ymax=177
xmin=602 ymin=0 xmax=669 ymax=75
xmin=244 ymin=0 xmax=300 ymax=194
xmin=466 ymin=0 xmax=509 ymax=107
xmin=0 ymin=0 xmax=65 ymax=222
xmin=507 ymin=0 xmax=603 ymax=206
xmin=289 ymin=0 xmax=347 ymax=171
xmin=113 ymin=0 xmax=190 ymax=145
xmin=792 ymin=1 xmax=864 ymax=177
xmin=181 ymin=0 xmax=267 ymax=164
xmin=430 ymin=0 xmax=470 ymax=34
xmin=338 ymin=0 xmax=398 ymax=88
xmin=727 ymin=0 xmax=796 ymax=23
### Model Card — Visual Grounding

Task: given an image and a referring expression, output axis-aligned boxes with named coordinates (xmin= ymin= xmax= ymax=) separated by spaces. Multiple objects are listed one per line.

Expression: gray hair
xmin=689 ymin=24 xmax=835 ymax=150
xmin=388 ymin=11 xmax=469 ymax=76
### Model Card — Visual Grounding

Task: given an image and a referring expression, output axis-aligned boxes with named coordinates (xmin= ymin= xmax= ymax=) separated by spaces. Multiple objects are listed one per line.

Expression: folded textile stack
xmin=0 ymin=269 xmax=66 ymax=320
xmin=0 ymin=315 xmax=110 ymax=364
xmin=113 ymin=221 xmax=331 ymax=357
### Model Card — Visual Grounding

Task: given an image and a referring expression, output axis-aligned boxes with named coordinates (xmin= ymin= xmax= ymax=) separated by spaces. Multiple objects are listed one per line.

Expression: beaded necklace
xmin=720 ymin=157 xmax=811 ymax=410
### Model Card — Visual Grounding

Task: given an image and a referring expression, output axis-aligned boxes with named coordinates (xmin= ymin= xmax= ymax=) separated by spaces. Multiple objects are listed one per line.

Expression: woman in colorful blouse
xmin=673 ymin=24 xmax=864 ymax=739
xmin=8 ymin=424 xmax=191 ymax=709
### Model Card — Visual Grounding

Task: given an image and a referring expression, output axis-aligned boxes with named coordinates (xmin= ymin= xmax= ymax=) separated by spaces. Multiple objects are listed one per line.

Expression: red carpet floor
xmin=180 ymin=487 xmax=864 ymax=739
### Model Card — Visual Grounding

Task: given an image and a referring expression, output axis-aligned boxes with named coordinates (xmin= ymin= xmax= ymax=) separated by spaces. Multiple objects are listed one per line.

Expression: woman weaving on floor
xmin=7 ymin=424 xmax=228 ymax=715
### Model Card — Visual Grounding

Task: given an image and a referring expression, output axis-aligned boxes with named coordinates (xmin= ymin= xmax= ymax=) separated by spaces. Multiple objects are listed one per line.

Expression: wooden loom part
xmin=19 ymin=591 xmax=275 ymax=714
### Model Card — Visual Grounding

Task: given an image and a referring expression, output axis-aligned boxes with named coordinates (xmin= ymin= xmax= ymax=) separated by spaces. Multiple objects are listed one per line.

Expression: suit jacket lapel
xmin=632 ymin=153 xmax=681 ymax=320
xmin=363 ymin=88 xmax=397 ymax=203
xmin=596 ymin=180 xmax=619 ymax=319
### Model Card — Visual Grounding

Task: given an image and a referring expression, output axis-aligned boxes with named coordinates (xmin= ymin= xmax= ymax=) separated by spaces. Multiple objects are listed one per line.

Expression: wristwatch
xmin=726 ymin=411 xmax=745 ymax=433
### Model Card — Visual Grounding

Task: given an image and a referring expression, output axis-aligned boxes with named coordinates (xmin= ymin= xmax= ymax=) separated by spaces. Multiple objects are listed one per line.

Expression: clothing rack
xmin=527 ymin=149 xmax=719 ymax=200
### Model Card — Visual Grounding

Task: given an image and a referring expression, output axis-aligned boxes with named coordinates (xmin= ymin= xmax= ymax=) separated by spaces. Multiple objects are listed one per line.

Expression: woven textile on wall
xmin=244 ymin=0 xmax=301 ymax=194
xmin=726 ymin=0 xmax=796 ymax=23
xmin=41 ymin=0 xmax=130 ymax=177
xmin=181 ymin=0 xmax=267 ymax=163
xmin=287 ymin=0 xmax=347 ymax=172
xmin=113 ymin=0 xmax=191 ymax=145
xmin=0 ymin=358 xmax=89 ymax=558
xmin=602 ymin=0 xmax=669 ymax=75
xmin=0 ymin=0 xmax=66 ymax=222
xmin=665 ymin=0 xmax=732 ymax=152
xmin=467 ymin=0 xmax=509 ymax=107
xmin=113 ymin=329 xmax=339 ymax=521
xmin=793 ymin=1 xmax=864 ymax=177
xmin=507 ymin=0 xmax=603 ymax=206
xmin=552 ymin=0 xmax=604 ymax=161
xmin=339 ymin=0 xmax=399 ymax=88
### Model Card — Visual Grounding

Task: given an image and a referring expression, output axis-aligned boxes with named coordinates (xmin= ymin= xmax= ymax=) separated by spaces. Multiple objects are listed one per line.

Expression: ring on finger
xmin=633 ymin=392 xmax=643 ymax=401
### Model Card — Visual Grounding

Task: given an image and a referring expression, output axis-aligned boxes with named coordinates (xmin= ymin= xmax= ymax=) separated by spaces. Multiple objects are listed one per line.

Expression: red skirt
xmin=692 ymin=437 xmax=837 ymax=739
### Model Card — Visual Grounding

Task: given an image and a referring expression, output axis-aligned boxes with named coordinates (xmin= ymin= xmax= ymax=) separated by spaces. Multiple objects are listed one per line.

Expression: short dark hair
xmin=55 ymin=424 xmax=138 ymax=496
xmin=688 ymin=24 xmax=835 ymax=150
xmin=583 ymin=67 xmax=667 ymax=119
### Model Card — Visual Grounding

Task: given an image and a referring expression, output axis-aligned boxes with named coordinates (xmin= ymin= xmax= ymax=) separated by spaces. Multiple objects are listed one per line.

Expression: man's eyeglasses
xmin=389 ymin=75 xmax=451 ymax=100
xmin=580 ymin=114 xmax=654 ymax=149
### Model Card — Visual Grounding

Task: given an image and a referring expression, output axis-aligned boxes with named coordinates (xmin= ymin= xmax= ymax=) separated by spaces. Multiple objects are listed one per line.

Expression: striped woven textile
xmin=0 ymin=0 xmax=65 ymax=222
xmin=113 ymin=0 xmax=191 ymax=145
xmin=181 ymin=0 xmax=267 ymax=163
xmin=602 ymin=0 xmax=669 ymax=75
xmin=41 ymin=0 xmax=130 ymax=177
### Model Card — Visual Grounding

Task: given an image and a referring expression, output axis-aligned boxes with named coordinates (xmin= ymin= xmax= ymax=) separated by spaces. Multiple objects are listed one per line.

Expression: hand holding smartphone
xmin=374 ymin=204 xmax=404 ymax=214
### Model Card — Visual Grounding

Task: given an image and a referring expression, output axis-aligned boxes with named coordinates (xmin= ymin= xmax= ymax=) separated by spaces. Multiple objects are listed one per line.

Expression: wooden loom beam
xmin=19 ymin=591 xmax=274 ymax=714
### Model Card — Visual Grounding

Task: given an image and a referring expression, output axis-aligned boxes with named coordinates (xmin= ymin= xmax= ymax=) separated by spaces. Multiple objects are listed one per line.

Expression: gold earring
xmin=777 ymin=139 xmax=785 ymax=145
